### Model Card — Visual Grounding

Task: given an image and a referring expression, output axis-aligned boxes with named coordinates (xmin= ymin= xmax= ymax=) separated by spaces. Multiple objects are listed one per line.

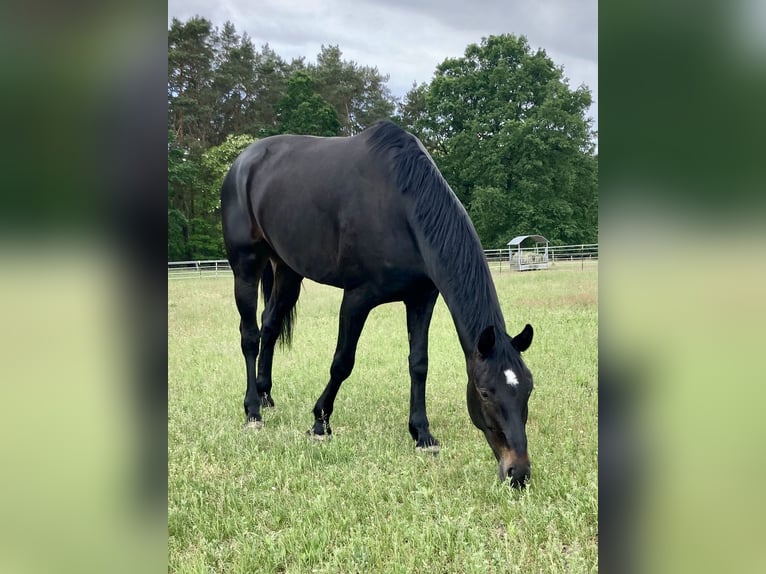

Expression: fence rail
xmin=168 ymin=259 xmax=233 ymax=279
xmin=484 ymin=243 xmax=599 ymax=272
xmin=169 ymin=244 xmax=598 ymax=279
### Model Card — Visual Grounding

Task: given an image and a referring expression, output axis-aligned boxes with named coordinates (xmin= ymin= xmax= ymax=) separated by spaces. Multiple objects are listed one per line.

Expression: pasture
xmin=168 ymin=266 xmax=598 ymax=573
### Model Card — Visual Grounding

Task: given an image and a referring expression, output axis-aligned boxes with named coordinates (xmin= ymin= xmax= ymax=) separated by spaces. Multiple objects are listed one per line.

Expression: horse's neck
xmin=429 ymin=263 xmax=505 ymax=357
xmin=402 ymin=163 xmax=506 ymax=355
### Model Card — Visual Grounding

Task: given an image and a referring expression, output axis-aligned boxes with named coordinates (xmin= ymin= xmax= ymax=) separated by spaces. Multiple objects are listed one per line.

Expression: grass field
xmin=168 ymin=266 xmax=598 ymax=573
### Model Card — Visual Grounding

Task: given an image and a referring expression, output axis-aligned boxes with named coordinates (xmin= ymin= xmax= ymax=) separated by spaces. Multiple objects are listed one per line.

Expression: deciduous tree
xmin=399 ymin=34 xmax=597 ymax=246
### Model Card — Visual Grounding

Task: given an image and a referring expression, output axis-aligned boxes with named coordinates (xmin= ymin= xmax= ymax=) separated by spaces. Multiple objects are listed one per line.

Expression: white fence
xmin=169 ymin=244 xmax=598 ymax=279
xmin=168 ymin=259 xmax=233 ymax=279
xmin=484 ymin=243 xmax=598 ymax=273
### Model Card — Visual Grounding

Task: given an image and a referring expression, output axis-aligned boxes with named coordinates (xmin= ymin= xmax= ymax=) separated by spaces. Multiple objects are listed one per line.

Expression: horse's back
xmin=224 ymin=131 xmax=425 ymax=290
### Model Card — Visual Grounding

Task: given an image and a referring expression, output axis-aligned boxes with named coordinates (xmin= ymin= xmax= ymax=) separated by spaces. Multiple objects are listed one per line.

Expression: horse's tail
xmin=278 ymin=298 xmax=298 ymax=348
xmin=261 ymin=260 xmax=274 ymax=305
xmin=260 ymin=262 xmax=298 ymax=348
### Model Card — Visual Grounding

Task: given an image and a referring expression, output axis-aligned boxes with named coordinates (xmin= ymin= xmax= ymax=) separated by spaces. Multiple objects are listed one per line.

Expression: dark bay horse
xmin=221 ymin=121 xmax=535 ymax=486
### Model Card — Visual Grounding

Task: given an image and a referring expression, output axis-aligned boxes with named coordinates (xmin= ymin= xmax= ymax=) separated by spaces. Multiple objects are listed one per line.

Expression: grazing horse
xmin=221 ymin=121 xmax=535 ymax=486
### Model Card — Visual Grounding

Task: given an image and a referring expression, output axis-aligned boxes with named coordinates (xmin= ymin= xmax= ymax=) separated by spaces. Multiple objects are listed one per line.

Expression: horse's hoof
xmin=306 ymin=429 xmax=331 ymax=441
xmin=244 ymin=419 xmax=264 ymax=430
xmin=416 ymin=444 xmax=440 ymax=454
xmin=260 ymin=394 xmax=275 ymax=408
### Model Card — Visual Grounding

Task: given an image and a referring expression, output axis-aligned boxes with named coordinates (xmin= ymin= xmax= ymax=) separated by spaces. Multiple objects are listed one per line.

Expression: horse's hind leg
xmin=231 ymin=248 xmax=269 ymax=426
xmin=255 ymin=263 xmax=303 ymax=406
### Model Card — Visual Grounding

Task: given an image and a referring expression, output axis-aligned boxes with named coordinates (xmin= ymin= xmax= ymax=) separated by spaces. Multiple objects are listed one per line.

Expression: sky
xmin=167 ymin=0 xmax=598 ymax=133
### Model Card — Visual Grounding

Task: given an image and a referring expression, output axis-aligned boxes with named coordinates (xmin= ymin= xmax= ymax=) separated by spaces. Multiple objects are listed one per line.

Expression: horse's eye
xmin=479 ymin=389 xmax=490 ymax=400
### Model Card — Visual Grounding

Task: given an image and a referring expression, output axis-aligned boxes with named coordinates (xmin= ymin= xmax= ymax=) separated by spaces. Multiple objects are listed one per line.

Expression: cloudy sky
xmin=168 ymin=0 xmax=598 ymax=131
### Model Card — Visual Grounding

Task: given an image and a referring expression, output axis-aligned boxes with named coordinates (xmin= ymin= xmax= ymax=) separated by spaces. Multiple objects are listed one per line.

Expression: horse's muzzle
xmin=503 ymin=463 xmax=531 ymax=488
xmin=498 ymin=449 xmax=531 ymax=488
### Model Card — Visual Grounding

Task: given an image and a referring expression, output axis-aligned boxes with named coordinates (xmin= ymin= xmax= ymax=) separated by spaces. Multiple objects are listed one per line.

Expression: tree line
xmin=168 ymin=17 xmax=597 ymax=261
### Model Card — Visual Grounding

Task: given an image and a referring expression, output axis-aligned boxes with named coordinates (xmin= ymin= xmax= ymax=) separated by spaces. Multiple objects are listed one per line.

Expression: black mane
xmin=366 ymin=121 xmax=507 ymax=349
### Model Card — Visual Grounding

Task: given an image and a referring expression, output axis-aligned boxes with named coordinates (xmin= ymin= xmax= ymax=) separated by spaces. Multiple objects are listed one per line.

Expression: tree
xmin=211 ymin=22 xmax=258 ymax=138
xmin=469 ymin=186 xmax=516 ymax=249
xmin=310 ymin=45 xmax=396 ymax=134
xmin=395 ymin=82 xmax=431 ymax=142
xmin=168 ymin=129 xmax=204 ymax=260
xmin=189 ymin=134 xmax=257 ymax=259
xmin=201 ymin=134 xmax=256 ymax=190
xmin=250 ymin=43 xmax=298 ymax=137
xmin=168 ymin=125 xmax=255 ymax=260
xmin=276 ymin=71 xmax=341 ymax=136
xmin=166 ymin=17 xmax=597 ymax=256
xmin=398 ymin=34 xmax=597 ymax=246
xmin=168 ymin=17 xmax=216 ymax=149
xmin=350 ymin=65 xmax=397 ymax=132
xmin=168 ymin=209 xmax=189 ymax=261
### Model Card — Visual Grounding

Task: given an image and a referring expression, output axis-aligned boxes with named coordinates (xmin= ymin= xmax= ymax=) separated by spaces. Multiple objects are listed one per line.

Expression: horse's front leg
xmin=405 ymin=287 xmax=440 ymax=452
xmin=309 ymin=288 xmax=376 ymax=438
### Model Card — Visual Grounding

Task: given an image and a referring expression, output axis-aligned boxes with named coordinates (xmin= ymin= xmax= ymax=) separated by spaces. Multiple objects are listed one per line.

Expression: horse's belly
xmin=290 ymin=250 xmax=424 ymax=291
xmin=268 ymin=230 xmax=424 ymax=292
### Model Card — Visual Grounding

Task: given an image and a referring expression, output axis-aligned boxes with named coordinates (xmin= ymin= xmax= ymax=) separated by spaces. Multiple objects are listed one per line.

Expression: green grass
xmin=169 ymin=267 xmax=598 ymax=573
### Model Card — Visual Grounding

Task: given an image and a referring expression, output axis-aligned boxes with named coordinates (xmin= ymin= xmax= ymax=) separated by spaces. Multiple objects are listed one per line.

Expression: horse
xmin=221 ymin=121 xmax=535 ymax=487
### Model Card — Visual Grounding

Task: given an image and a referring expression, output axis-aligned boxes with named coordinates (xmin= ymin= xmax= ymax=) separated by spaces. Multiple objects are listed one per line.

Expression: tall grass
xmin=169 ymin=267 xmax=598 ymax=573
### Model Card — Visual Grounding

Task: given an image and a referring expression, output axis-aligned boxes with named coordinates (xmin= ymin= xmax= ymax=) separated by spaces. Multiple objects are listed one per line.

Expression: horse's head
xmin=466 ymin=324 xmax=534 ymax=488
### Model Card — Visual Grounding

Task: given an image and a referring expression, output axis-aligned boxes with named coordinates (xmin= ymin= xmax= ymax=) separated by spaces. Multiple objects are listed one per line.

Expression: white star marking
xmin=504 ymin=369 xmax=518 ymax=387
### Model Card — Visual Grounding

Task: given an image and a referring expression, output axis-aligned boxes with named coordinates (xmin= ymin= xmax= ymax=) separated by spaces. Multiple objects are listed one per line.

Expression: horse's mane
xmin=365 ymin=121 xmax=507 ymax=346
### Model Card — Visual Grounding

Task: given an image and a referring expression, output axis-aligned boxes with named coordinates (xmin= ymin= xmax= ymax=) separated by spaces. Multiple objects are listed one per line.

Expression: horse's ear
xmin=477 ymin=326 xmax=495 ymax=357
xmin=512 ymin=324 xmax=534 ymax=353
